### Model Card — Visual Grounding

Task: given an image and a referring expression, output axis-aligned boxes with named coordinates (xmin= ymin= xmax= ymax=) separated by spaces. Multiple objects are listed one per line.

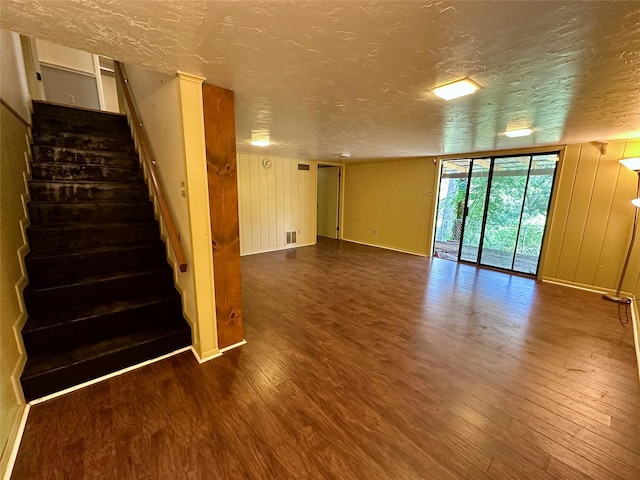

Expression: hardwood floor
xmin=12 ymin=238 xmax=640 ymax=479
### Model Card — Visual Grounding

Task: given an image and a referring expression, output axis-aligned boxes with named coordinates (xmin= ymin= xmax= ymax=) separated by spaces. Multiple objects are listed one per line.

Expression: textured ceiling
xmin=2 ymin=1 xmax=640 ymax=161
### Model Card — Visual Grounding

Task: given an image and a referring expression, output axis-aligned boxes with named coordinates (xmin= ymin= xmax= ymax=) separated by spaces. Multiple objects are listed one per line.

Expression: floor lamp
xmin=603 ymin=157 xmax=640 ymax=304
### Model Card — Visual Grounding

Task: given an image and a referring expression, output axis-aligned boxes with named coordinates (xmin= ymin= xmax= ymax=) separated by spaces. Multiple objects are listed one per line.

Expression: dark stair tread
xmin=32 ymin=131 xmax=135 ymax=152
xmin=21 ymin=324 xmax=190 ymax=379
xmin=26 ymin=266 xmax=173 ymax=294
xmin=33 ymin=101 xmax=127 ymax=119
xmin=32 ymin=145 xmax=138 ymax=163
xmin=29 ymin=176 xmax=144 ymax=186
xmin=27 ymin=200 xmax=153 ymax=225
xmin=30 ymin=160 xmax=141 ymax=171
xmin=23 ymin=291 xmax=181 ymax=332
xmin=28 ymin=199 xmax=151 ymax=207
xmin=28 ymin=219 xmax=158 ymax=231
xmin=25 ymin=242 xmax=164 ymax=261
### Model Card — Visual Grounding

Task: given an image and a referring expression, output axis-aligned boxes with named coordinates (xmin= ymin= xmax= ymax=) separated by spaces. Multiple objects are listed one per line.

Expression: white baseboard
xmin=2 ymin=404 xmax=30 ymax=480
xmin=29 ymin=346 xmax=191 ymax=405
xmin=342 ymin=238 xmax=428 ymax=257
xmin=220 ymin=339 xmax=247 ymax=353
xmin=190 ymin=346 xmax=222 ymax=364
xmin=240 ymin=242 xmax=316 ymax=257
xmin=630 ymin=298 xmax=640 ymax=383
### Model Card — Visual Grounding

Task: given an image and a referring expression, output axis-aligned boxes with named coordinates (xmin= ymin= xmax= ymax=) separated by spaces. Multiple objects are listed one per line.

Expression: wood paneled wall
xmin=542 ymin=140 xmax=640 ymax=294
xmin=202 ymin=84 xmax=243 ymax=349
xmin=236 ymin=153 xmax=317 ymax=255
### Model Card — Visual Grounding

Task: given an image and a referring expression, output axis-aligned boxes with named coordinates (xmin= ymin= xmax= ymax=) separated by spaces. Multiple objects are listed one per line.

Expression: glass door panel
xmin=433 ymin=160 xmax=471 ymax=260
xmin=479 ymin=157 xmax=529 ymax=269
xmin=459 ymin=159 xmax=490 ymax=263
xmin=512 ymin=155 xmax=558 ymax=274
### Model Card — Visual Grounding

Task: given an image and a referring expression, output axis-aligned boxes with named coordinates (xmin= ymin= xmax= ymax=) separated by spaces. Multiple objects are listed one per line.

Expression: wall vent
xmin=298 ymin=164 xmax=310 ymax=171
xmin=286 ymin=231 xmax=297 ymax=244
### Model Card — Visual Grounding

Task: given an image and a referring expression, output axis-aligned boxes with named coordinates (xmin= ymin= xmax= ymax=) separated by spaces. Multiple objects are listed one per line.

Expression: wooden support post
xmin=202 ymin=84 xmax=244 ymax=348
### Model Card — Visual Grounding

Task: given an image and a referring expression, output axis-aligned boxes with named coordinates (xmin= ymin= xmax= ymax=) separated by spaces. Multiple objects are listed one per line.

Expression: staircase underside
xmin=21 ymin=101 xmax=191 ymax=401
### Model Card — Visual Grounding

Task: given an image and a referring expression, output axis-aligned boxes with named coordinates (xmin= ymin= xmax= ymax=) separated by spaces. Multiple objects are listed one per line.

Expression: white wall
xmin=0 ymin=28 xmax=30 ymax=480
xmin=35 ymin=39 xmax=95 ymax=73
xmin=35 ymin=39 xmax=103 ymax=110
xmin=100 ymin=72 xmax=119 ymax=113
xmin=124 ymin=65 xmax=196 ymax=323
xmin=125 ymin=65 xmax=218 ymax=359
xmin=237 ymin=152 xmax=317 ymax=255
xmin=1 ymin=30 xmax=31 ymax=121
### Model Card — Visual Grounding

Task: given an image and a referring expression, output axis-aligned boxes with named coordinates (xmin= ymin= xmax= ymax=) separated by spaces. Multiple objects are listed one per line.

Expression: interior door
xmin=317 ymin=166 xmax=340 ymax=239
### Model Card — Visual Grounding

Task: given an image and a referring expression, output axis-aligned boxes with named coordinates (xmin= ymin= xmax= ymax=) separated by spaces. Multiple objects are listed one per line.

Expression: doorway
xmin=433 ymin=152 xmax=559 ymax=275
xmin=317 ymin=165 xmax=342 ymax=239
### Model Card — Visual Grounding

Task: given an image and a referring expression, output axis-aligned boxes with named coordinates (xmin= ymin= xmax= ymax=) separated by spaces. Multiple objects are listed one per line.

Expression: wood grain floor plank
xmin=11 ymin=239 xmax=640 ymax=479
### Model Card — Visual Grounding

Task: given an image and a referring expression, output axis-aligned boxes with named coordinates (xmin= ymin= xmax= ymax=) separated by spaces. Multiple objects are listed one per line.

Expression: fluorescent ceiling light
xmin=619 ymin=157 xmax=640 ymax=171
xmin=251 ymin=130 xmax=270 ymax=147
xmin=504 ymin=127 xmax=535 ymax=138
xmin=632 ymin=198 xmax=640 ymax=208
xmin=432 ymin=78 xmax=481 ymax=101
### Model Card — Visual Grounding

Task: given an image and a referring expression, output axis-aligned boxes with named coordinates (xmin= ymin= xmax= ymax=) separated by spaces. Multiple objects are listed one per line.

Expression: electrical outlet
xmin=67 ymin=95 xmax=76 ymax=104
xmin=426 ymin=190 xmax=433 ymax=196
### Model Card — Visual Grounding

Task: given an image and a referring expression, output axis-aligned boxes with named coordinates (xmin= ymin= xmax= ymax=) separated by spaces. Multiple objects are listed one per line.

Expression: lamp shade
xmin=619 ymin=157 xmax=640 ymax=171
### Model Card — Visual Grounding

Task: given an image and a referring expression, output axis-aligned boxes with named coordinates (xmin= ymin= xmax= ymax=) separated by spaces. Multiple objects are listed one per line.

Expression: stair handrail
xmin=113 ymin=61 xmax=188 ymax=273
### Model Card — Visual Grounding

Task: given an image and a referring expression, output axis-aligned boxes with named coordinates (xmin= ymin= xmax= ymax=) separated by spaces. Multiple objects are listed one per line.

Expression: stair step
xmin=33 ymin=131 xmax=135 ymax=153
xmin=30 ymin=162 xmax=143 ymax=183
xmin=28 ymin=200 xmax=154 ymax=225
xmin=25 ymin=243 xmax=168 ymax=287
xmin=32 ymin=145 xmax=138 ymax=167
xmin=23 ymin=293 xmax=183 ymax=356
xmin=21 ymin=324 xmax=191 ymax=401
xmin=28 ymin=180 xmax=149 ymax=202
xmin=32 ymin=101 xmax=129 ymax=138
xmin=21 ymin=101 xmax=190 ymax=403
xmin=24 ymin=267 xmax=176 ymax=315
xmin=27 ymin=220 xmax=160 ymax=253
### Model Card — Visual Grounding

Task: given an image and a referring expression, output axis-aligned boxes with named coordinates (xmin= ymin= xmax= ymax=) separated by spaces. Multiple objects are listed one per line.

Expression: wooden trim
xmin=113 ymin=61 xmax=188 ymax=272
xmin=202 ymin=83 xmax=244 ymax=349
xmin=0 ymin=98 xmax=31 ymax=128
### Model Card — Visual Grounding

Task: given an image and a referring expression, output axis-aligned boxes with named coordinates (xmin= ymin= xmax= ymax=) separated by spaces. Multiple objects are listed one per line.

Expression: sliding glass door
xmin=433 ymin=152 xmax=558 ymax=275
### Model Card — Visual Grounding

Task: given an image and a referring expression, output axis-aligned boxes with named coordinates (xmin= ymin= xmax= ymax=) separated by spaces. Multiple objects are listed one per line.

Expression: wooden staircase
xmin=20 ymin=102 xmax=191 ymax=401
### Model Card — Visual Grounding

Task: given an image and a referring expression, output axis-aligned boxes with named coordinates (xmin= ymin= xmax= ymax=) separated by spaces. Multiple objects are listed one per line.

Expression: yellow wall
xmin=342 ymin=142 xmax=640 ymax=298
xmin=237 ymin=153 xmax=317 ymax=255
xmin=0 ymin=104 xmax=30 ymax=480
xmin=1 ymin=29 xmax=30 ymax=478
xmin=542 ymin=140 xmax=640 ymax=295
xmin=343 ymin=158 xmax=438 ymax=256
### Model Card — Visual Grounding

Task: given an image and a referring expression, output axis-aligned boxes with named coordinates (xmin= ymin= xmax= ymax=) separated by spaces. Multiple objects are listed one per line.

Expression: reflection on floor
xmin=434 ymin=240 xmax=540 ymax=274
